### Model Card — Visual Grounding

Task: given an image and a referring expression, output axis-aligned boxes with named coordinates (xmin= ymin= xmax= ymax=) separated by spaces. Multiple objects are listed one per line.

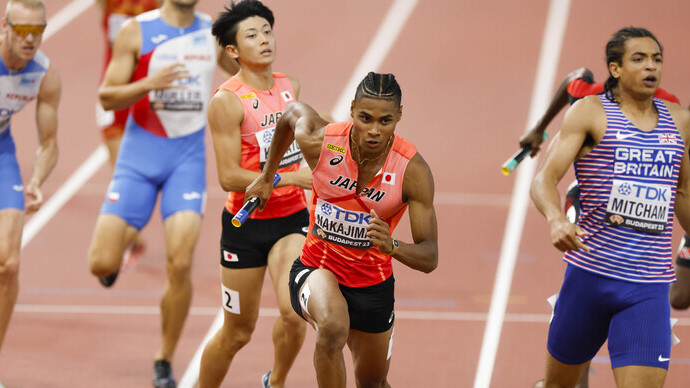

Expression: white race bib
xmin=605 ymin=179 xmax=671 ymax=234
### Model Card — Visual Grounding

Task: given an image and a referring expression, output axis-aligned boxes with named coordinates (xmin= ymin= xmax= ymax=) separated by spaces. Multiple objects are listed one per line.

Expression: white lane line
xmin=13 ymin=304 xmax=690 ymax=327
xmin=20 ymin=0 xmax=100 ymax=249
xmin=472 ymin=1 xmax=572 ymax=388
xmin=329 ymin=0 xmax=419 ymax=121
xmin=44 ymin=0 xmax=95 ymax=42
xmin=21 ymin=146 xmax=107 ymax=248
xmin=178 ymin=1 xmax=420 ymax=387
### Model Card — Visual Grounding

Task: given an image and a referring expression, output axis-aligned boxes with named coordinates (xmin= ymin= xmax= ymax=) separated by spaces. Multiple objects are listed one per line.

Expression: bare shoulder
xmin=568 ymin=94 xmax=604 ymax=117
xmin=113 ymin=17 xmax=142 ymax=53
xmin=293 ymin=103 xmax=328 ymax=138
xmin=403 ymin=152 xmax=435 ymax=203
xmin=562 ymin=94 xmax=605 ymax=134
xmin=665 ymin=101 xmax=690 ymax=143
xmin=208 ymin=89 xmax=243 ymax=127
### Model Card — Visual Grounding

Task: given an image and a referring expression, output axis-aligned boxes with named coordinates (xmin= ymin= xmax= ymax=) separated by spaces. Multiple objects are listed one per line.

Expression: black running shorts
xmin=220 ymin=208 xmax=308 ymax=269
xmin=288 ymin=258 xmax=395 ymax=333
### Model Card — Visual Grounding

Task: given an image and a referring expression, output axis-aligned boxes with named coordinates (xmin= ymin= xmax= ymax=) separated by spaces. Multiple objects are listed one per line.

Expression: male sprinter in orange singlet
xmin=246 ymin=72 xmax=438 ymax=388
xmin=199 ymin=2 xmax=311 ymax=387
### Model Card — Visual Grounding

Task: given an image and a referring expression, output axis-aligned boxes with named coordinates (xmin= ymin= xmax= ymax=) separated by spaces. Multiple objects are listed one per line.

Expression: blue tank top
xmin=564 ymin=95 xmax=684 ymax=283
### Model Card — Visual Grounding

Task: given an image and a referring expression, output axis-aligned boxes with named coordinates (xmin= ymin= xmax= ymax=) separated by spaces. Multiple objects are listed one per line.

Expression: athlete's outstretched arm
xmin=368 ymin=153 xmax=438 ymax=273
xmin=25 ymin=64 xmax=61 ymax=214
xmin=245 ymin=102 xmax=327 ymax=210
xmin=530 ymin=97 xmax=602 ymax=253
xmin=520 ymin=67 xmax=593 ymax=157
xmin=98 ymin=19 xmax=189 ymax=111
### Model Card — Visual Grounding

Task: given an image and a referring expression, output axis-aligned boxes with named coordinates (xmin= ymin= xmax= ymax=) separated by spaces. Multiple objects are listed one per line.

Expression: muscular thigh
xmin=608 ymin=282 xmax=671 ymax=370
xmin=288 ymin=260 xmax=347 ymax=326
xmin=218 ymin=265 xmax=266 ymax=330
xmin=163 ymin=210 xmax=202 ymax=262
xmin=548 ymin=265 xmax=611 ymax=365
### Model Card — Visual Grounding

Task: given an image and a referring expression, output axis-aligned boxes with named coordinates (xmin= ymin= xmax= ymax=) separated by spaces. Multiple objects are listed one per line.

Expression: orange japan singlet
xmin=218 ymin=73 xmax=307 ymax=219
xmin=301 ymin=122 xmax=417 ymax=287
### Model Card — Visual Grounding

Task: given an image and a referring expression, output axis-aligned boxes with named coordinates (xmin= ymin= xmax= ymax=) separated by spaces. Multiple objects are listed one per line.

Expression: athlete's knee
xmin=0 ymin=255 xmax=19 ymax=283
xmin=315 ymin=317 xmax=349 ymax=354
xmin=281 ymin=312 xmax=306 ymax=337
xmin=165 ymin=256 xmax=192 ymax=284
xmin=219 ymin=321 xmax=255 ymax=352
xmin=88 ymin=248 xmax=118 ymax=277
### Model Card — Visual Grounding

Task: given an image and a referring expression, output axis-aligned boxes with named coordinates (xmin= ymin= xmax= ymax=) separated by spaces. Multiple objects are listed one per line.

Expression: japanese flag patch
xmin=382 ymin=172 xmax=396 ymax=185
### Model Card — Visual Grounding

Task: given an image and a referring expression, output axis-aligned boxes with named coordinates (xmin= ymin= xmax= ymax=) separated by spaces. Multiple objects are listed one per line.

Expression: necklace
xmin=351 ymin=133 xmax=393 ymax=165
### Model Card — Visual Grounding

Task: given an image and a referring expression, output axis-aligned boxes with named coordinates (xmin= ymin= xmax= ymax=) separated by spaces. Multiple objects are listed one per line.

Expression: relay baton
xmin=501 ymin=132 xmax=549 ymax=175
xmin=231 ymin=173 xmax=281 ymax=228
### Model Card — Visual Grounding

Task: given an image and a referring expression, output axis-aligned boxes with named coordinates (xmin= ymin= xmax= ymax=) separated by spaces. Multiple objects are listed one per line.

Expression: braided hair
xmin=354 ymin=72 xmax=402 ymax=107
xmin=603 ymin=26 xmax=662 ymax=103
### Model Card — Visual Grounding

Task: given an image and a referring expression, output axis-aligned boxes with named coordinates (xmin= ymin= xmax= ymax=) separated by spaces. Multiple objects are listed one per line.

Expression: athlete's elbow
xmin=419 ymin=255 xmax=438 ymax=274
xmin=218 ymin=174 xmax=245 ymax=193
xmin=218 ymin=178 xmax=240 ymax=193
xmin=98 ymin=92 xmax=116 ymax=111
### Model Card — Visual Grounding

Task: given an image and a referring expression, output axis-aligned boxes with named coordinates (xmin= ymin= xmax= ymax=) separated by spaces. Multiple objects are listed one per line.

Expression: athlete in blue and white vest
xmin=87 ymin=1 xmax=237 ymax=386
xmin=0 ymin=0 xmax=61 ymax=356
xmin=531 ymin=27 xmax=690 ymax=388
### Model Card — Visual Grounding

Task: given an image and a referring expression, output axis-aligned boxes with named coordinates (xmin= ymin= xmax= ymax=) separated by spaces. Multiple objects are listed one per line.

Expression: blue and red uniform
xmin=100 ymin=9 xmax=217 ymax=229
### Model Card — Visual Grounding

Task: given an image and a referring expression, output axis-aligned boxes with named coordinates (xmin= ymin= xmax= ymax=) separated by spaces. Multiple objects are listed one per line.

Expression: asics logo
xmin=616 ymin=131 xmax=638 ymax=141
xmin=329 ymin=155 xmax=344 ymax=166
xmin=658 ymin=355 xmax=670 ymax=362
xmin=12 ymin=185 xmax=23 ymax=192
xmin=151 ymin=34 xmax=168 ymax=44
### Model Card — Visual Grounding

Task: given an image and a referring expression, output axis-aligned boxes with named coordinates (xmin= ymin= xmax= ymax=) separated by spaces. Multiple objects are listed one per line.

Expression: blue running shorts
xmin=100 ymin=121 xmax=206 ymax=229
xmin=548 ymin=264 xmax=671 ymax=369
xmin=0 ymin=130 xmax=24 ymax=211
